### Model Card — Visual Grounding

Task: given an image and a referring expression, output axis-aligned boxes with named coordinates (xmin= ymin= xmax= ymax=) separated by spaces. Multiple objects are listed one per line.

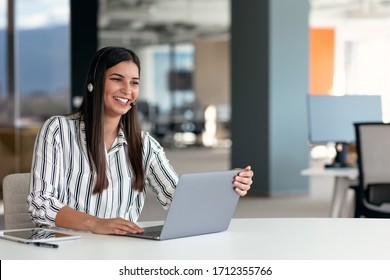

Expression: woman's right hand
xmin=55 ymin=206 xmax=144 ymax=235
xmin=89 ymin=217 xmax=144 ymax=235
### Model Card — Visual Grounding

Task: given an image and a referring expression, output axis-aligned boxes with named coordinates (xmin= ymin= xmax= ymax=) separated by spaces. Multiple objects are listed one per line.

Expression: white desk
xmin=1 ymin=218 xmax=390 ymax=260
xmin=301 ymin=167 xmax=358 ymax=218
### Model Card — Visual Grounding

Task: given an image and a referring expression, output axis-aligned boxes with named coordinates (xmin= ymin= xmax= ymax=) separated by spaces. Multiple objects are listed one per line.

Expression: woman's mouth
xmin=114 ymin=96 xmax=129 ymax=104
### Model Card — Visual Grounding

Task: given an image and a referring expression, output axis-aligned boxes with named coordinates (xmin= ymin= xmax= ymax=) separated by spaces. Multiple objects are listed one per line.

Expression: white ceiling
xmin=98 ymin=0 xmax=230 ymax=47
xmin=311 ymin=0 xmax=390 ymax=26
xmin=98 ymin=0 xmax=390 ymax=47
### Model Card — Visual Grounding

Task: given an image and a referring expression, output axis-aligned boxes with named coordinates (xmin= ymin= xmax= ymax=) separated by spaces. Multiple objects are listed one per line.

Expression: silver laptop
xmin=123 ymin=169 xmax=242 ymax=240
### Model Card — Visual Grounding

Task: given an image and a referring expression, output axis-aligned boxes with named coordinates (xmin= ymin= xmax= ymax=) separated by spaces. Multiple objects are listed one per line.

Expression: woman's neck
xmin=104 ymin=116 xmax=120 ymax=149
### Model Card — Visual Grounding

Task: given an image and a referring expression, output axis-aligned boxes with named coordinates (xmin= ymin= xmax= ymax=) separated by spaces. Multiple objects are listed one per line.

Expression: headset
xmin=87 ymin=47 xmax=112 ymax=93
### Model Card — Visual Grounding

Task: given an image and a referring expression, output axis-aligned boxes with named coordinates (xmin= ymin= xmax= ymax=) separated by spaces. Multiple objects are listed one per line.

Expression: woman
xmin=28 ymin=46 xmax=253 ymax=235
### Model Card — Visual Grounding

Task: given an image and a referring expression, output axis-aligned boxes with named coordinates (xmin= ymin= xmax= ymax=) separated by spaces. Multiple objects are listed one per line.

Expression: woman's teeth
xmin=114 ymin=97 xmax=129 ymax=104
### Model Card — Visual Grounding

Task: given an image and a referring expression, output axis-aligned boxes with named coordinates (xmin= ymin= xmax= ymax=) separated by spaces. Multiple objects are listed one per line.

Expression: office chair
xmin=351 ymin=122 xmax=390 ymax=218
xmin=2 ymin=173 xmax=35 ymax=229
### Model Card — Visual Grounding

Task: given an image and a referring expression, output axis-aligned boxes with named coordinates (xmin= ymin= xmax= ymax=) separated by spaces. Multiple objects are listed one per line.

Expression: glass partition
xmin=16 ymin=0 xmax=71 ymax=125
xmin=0 ymin=0 xmax=70 ymax=200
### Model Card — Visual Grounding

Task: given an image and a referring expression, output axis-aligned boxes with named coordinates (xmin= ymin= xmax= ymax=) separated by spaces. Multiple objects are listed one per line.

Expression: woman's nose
xmin=122 ymin=83 xmax=133 ymax=94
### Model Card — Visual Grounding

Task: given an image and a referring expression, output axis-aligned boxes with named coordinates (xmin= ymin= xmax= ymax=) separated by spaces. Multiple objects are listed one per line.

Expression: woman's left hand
xmin=233 ymin=166 xmax=254 ymax=196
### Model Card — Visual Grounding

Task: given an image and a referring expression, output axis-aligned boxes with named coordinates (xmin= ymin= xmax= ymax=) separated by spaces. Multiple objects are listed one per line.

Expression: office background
xmin=1 ymin=0 xmax=390 ymax=224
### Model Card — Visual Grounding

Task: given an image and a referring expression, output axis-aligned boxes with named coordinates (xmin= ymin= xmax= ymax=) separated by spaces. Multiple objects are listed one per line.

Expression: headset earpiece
xmin=87 ymin=47 xmax=112 ymax=94
xmin=87 ymin=83 xmax=94 ymax=93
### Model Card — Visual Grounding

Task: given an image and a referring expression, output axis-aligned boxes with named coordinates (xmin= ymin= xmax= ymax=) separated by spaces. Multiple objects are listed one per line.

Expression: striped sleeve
xmin=27 ymin=116 xmax=67 ymax=227
xmin=143 ymin=133 xmax=178 ymax=209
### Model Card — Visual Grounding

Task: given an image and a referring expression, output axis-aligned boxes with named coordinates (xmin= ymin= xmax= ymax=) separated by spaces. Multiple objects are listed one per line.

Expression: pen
xmin=33 ymin=242 xmax=59 ymax=249
xmin=16 ymin=240 xmax=59 ymax=249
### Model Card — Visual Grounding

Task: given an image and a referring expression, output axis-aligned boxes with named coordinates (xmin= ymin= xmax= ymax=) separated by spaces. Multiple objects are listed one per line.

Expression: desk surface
xmin=301 ymin=167 xmax=358 ymax=180
xmin=1 ymin=218 xmax=390 ymax=260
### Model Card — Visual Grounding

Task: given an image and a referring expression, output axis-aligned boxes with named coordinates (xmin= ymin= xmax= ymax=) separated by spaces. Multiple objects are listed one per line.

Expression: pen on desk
xmin=33 ymin=242 xmax=59 ymax=249
xmin=16 ymin=240 xmax=59 ymax=249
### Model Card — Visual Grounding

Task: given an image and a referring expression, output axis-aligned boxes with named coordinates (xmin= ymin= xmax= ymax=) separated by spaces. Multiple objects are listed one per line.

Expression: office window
xmin=152 ymin=44 xmax=194 ymax=113
xmin=0 ymin=0 xmax=71 ymax=197
xmin=0 ymin=0 xmax=71 ymax=125
xmin=15 ymin=0 xmax=71 ymax=125
xmin=332 ymin=26 xmax=390 ymax=122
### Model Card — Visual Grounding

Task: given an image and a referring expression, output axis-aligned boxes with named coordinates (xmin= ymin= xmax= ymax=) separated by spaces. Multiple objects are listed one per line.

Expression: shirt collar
xmin=117 ymin=127 xmax=128 ymax=147
xmin=77 ymin=116 xmax=128 ymax=148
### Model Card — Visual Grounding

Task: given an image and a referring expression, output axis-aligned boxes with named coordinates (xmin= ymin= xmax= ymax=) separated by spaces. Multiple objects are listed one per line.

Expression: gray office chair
xmin=351 ymin=123 xmax=390 ymax=218
xmin=2 ymin=173 xmax=35 ymax=229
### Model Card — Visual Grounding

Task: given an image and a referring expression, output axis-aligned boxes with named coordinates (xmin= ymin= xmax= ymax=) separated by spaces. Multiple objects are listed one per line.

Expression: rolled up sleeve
xmin=27 ymin=117 xmax=66 ymax=227
xmin=143 ymin=133 xmax=178 ymax=209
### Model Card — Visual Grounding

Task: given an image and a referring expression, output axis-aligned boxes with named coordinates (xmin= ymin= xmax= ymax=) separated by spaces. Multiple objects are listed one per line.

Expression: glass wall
xmin=0 ymin=0 xmax=70 ymax=198
xmin=135 ymin=44 xmax=203 ymax=147
xmin=15 ymin=0 xmax=71 ymax=125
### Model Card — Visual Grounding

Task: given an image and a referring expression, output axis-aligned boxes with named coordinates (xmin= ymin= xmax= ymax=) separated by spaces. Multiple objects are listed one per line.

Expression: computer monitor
xmin=307 ymin=94 xmax=382 ymax=167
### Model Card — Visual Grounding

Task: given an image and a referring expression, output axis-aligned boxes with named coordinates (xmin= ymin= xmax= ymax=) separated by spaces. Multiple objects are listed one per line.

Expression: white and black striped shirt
xmin=27 ymin=114 xmax=178 ymax=227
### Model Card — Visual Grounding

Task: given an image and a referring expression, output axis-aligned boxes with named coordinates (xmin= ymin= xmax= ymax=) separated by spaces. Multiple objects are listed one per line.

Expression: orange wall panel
xmin=310 ymin=28 xmax=335 ymax=95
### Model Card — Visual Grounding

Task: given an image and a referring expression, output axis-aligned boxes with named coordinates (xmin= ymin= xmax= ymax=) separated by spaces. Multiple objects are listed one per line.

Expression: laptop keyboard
xmin=144 ymin=230 xmax=161 ymax=237
xmin=142 ymin=225 xmax=163 ymax=237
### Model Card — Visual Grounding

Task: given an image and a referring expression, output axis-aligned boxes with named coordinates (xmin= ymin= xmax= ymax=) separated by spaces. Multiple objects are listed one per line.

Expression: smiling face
xmin=103 ymin=60 xmax=139 ymax=120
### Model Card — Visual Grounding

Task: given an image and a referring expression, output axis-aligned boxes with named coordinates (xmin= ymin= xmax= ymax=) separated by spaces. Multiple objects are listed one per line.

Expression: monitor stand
xmin=325 ymin=142 xmax=349 ymax=168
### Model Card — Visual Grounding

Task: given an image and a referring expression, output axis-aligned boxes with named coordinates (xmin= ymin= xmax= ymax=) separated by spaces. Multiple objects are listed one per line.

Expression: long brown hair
xmin=77 ymin=46 xmax=144 ymax=194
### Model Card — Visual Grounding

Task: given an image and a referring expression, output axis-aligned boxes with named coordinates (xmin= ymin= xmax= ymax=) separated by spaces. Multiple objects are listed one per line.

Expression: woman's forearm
xmin=55 ymin=205 xmax=100 ymax=232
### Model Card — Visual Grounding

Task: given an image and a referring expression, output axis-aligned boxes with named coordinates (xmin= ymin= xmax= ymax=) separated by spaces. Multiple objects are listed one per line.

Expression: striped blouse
xmin=27 ymin=114 xmax=178 ymax=227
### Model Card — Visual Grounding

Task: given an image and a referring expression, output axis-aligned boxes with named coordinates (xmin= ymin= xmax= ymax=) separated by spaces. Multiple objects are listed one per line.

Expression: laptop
xmin=123 ymin=169 xmax=242 ymax=240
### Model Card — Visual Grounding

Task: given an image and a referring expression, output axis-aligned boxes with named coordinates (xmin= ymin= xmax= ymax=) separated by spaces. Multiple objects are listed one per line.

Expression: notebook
xmin=123 ymin=169 xmax=242 ymax=240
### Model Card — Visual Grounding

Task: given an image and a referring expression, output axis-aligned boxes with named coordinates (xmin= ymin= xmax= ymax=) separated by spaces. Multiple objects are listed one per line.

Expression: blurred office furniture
xmin=301 ymin=167 xmax=358 ymax=217
xmin=307 ymin=95 xmax=382 ymax=168
xmin=154 ymin=103 xmax=205 ymax=148
xmin=2 ymin=173 xmax=34 ymax=229
xmin=136 ymin=100 xmax=157 ymax=134
xmin=350 ymin=123 xmax=390 ymax=218
xmin=0 ymin=127 xmax=39 ymax=200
